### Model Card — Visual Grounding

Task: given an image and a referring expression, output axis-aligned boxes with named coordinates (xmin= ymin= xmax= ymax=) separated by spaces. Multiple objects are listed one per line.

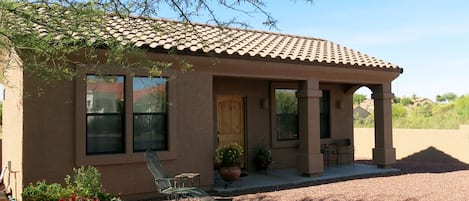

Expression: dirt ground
xmin=146 ymin=128 xmax=469 ymax=201
xmin=228 ymin=128 xmax=469 ymax=201
xmin=229 ymin=158 xmax=469 ymax=201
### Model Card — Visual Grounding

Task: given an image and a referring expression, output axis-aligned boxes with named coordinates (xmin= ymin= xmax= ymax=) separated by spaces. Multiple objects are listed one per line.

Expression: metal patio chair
xmin=336 ymin=138 xmax=355 ymax=166
xmin=144 ymin=150 xmax=214 ymax=201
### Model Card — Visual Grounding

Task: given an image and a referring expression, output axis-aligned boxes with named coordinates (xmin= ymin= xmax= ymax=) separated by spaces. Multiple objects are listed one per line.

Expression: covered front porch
xmin=212 ymin=163 xmax=399 ymax=195
xmin=213 ymin=75 xmax=397 ymax=177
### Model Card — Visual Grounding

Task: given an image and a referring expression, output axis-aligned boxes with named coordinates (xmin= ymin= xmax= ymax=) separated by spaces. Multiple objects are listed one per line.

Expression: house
xmin=354 ymin=99 xmax=374 ymax=119
xmin=353 ymin=105 xmax=371 ymax=119
xmin=1 ymin=15 xmax=402 ymax=200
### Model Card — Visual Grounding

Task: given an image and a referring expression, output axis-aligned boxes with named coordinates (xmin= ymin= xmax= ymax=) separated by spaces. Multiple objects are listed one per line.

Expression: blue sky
xmin=265 ymin=0 xmax=469 ymax=99
xmin=2 ymin=0 xmax=467 ymax=100
xmin=188 ymin=0 xmax=469 ymax=99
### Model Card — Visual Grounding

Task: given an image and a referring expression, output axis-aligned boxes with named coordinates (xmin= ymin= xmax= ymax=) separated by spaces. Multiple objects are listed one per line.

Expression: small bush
xmin=23 ymin=166 xmax=120 ymax=201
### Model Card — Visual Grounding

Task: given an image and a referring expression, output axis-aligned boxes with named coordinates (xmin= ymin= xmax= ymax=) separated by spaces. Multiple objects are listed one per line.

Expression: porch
xmin=212 ymin=163 xmax=399 ymax=196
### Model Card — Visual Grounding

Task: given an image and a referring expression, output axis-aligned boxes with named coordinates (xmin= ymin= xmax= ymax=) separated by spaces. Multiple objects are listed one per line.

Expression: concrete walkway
xmin=212 ymin=163 xmax=399 ymax=195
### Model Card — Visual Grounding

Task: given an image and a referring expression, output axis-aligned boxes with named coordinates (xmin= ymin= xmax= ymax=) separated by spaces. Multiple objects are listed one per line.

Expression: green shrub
xmin=23 ymin=166 xmax=120 ymax=201
xmin=22 ymin=181 xmax=70 ymax=201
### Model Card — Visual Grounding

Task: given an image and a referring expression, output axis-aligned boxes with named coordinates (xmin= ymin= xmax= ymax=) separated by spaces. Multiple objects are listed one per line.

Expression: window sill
xmin=75 ymin=150 xmax=177 ymax=166
xmin=271 ymin=140 xmax=299 ymax=149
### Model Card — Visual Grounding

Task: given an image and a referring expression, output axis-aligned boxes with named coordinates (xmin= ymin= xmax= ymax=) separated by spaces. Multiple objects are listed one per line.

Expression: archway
xmin=352 ymin=86 xmax=374 ymax=162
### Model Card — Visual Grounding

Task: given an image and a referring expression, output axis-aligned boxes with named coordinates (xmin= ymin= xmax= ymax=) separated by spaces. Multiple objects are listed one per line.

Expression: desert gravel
xmin=231 ymin=170 xmax=469 ymax=201
xmin=229 ymin=161 xmax=469 ymax=201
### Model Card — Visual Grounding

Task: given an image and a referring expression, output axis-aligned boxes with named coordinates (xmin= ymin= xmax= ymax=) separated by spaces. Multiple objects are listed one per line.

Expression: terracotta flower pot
xmin=219 ymin=166 xmax=241 ymax=182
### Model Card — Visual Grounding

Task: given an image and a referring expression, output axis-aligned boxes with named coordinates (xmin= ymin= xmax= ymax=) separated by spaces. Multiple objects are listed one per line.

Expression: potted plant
xmin=254 ymin=146 xmax=273 ymax=174
xmin=215 ymin=143 xmax=243 ymax=182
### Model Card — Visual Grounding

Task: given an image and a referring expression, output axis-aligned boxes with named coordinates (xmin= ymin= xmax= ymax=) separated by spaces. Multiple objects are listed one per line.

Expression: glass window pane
xmin=133 ymin=114 xmax=167 ymax=151
xmin=320 ymin=91 xmax=331 ymax=139
xmin=133 ymin=77 xmax=168 ymax=152
xmin=86 ymin=75 xmax=125 ymax=155
xmin=86 ymin=115 xmax=124 ymax=154
xmin=275 ymin=89 xmax=299 ymax=141
xmin=133 ymin=77 xmax=167 ymax=113
xmin=86 ymin=75 xmax=124 ymax=113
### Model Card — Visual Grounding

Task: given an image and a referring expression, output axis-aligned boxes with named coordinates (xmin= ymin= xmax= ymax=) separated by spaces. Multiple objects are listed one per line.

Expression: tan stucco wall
xmin=15 ymin=68 xmax=215 ymax=199
xmin=355 ymin=126 xmax=469 ymax=163
xmin=1 ymin=51 xmax=24 ymax=199
xmin=213 ymin=77 xmax=357 ymax=170
xmin=2 ymin=49 xmax=399 ymax=199
xmin=213 ymin=77 xmax=274 ymax=170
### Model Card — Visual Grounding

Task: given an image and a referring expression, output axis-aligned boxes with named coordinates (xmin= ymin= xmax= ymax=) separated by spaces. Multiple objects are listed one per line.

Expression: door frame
xmin=215 ymin=95 xmax=248 ymax=169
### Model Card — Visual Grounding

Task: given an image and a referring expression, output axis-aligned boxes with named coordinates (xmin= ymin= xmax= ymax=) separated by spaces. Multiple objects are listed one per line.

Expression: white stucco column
xmin=296 ymin=79 xmax=324 ymax=176
xmin=371 ymin=83 xmax=396 ymax=168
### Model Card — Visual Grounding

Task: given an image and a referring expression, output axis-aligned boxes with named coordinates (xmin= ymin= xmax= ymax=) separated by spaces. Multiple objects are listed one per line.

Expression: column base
xmin=373 ymin=147 xmax=396 ymax=168
xmin=297 ymin=153 xmax=324 ymax=176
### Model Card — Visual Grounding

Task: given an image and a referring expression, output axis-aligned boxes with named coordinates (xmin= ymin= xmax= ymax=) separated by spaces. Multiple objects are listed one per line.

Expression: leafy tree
xmin=392 ymin=103 xmax=407 ymax=118
xmin=0 ymin=0 xmax=312 ymax=88
xmin=400 ymin=97 xmax=413 ymax=106
xmin=353 ymin=93 xmax=367 ymax=105
xmin=454 ymin=95 xmax=469 ymax=119
xmin=436 ymin=92 xmax=458 ymax=103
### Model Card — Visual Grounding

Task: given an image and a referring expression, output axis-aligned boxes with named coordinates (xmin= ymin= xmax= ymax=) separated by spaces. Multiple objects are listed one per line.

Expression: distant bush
xmin=355 ymin=95 xmax=469 ymax=129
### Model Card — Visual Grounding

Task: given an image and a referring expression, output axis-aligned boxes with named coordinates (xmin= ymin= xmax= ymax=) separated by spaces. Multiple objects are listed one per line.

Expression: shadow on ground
xmin=214 ymin=146 xmax=469 ymax=200
xmin=140 ymin=146 xmax=469 ymax=201
xmin=358 ymin=146 xmax=469 ymax=174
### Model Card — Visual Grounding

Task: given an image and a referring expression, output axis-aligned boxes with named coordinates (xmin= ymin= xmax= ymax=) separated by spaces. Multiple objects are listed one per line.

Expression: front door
xmin=216 ymin=95 xmax=245 ymax=166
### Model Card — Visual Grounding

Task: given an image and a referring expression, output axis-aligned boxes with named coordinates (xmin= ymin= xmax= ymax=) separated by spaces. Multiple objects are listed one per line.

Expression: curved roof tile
xmin=10 ymin=5 xmax=400 ymax=71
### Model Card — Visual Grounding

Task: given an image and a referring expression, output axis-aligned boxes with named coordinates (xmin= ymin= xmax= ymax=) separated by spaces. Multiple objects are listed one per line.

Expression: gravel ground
xmin=228 ymin=160 xmax=469 ymax=201
xmin=141 ymin=155 xmax=469 ymax=201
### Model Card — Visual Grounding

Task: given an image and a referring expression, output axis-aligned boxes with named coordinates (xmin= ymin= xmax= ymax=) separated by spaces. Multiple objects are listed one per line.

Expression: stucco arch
xmin=348 ymin=83 xmax=396 ymax=168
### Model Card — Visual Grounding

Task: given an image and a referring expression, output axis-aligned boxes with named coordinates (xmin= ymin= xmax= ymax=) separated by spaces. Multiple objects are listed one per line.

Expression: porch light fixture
xmin=260 ymin=98 xmax=269 ymax=109
xmin=336 ymin=100 xmax=344 ymax=109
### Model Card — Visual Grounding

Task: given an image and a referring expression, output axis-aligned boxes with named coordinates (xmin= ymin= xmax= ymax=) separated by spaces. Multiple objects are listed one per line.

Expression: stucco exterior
xmin=0 ymin=50 xmax=401 ymax=200
xmin=0 ymin=11 xmax=403 ymax=198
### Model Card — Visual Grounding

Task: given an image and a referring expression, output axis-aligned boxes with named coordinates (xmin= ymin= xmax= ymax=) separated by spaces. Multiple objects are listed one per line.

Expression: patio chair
xmin=336 ymin=139 xmax=354 ymax=166
xmin=144 ymin=150 xmax=214 ymax=201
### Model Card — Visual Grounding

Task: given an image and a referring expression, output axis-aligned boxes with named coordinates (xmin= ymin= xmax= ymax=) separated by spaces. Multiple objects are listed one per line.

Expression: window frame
xmin=85 ymin=75 xmax=126 ymax=155
xmin=132 ymin=76 xmax=169 ymax=152
xmin=75 ymin=67 xmax=178 ymax=166
xmin=270 ymin=82 xmax=300 ymax=148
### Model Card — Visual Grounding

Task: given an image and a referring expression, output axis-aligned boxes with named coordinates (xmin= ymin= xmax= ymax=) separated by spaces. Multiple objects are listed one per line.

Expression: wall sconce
xmin=260 ymin=99 xmax=269 ymax=109
xmin=336 ymin=100 xmax=344 ymax=109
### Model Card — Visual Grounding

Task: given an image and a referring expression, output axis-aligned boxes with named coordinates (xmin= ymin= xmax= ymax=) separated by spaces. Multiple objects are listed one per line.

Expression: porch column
xmin=371 ymin=83 xmax=396 ymax=168
xmin=297 ymin=79 xmax=324 ymax=176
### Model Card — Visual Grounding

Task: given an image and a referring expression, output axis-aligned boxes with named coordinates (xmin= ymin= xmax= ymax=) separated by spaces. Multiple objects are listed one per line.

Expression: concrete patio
xmin=212 ymin=163 xmax=399 ymax=196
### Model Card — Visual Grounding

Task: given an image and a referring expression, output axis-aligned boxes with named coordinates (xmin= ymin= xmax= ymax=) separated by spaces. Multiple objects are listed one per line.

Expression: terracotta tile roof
xmin=104 ymin=16 xmax=400 ymax=71
xmin=10 ymin=5 xmax=400 ymax=71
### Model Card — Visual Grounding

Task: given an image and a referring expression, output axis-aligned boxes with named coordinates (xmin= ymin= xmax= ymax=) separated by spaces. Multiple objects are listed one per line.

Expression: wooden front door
xmin=216 ymin=95 xmax=245 ymax=156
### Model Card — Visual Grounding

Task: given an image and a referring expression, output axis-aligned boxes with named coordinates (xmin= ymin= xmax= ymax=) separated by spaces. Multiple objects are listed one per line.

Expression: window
xmin=86 ymin=75 xmax=125 ymax=155
xmin=85 ymin=75 xmax=168 ymax=155
xmin=133 ymin=77 xmax=168 ymax=152
xmin=320 ymin=90 xmax=331 ymax=138
xmin=275 ymin=89 xmax=299 ymax=141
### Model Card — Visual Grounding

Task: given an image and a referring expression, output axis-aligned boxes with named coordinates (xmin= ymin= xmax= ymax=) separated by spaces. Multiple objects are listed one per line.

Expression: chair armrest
xmin=155 ymin=177 xmax=178 ymax=189
xmin=155 ymin=177 xmax=175 ymax=182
